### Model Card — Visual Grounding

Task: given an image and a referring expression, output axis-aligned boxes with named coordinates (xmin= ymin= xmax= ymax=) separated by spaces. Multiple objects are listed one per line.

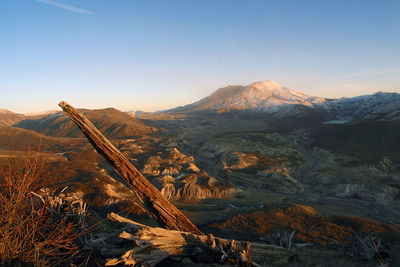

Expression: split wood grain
xmin=58 ymin=101 xmax=203 ymax=235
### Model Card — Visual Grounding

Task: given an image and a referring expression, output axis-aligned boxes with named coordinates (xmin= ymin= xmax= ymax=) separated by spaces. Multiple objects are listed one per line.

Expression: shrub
xmin=0 ymin=149 xmax=81 ymax=266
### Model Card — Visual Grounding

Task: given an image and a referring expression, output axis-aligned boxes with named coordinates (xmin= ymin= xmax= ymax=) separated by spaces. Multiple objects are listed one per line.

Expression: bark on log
xmin=58 ymin=101 xmax=203 ymax=235
xmin=88 ymin=212 xmax=255 ymax=267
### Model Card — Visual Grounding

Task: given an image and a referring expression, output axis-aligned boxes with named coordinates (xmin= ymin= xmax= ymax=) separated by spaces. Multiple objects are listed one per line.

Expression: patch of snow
xmin=173 ymin=80 xmax=326 ymax=114
xmin=167 ymin=81 xmax=400 ymax=121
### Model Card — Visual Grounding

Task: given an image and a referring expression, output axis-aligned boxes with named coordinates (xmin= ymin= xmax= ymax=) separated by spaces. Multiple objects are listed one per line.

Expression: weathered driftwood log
xmin=87 ymin=212 xmax=255 ymax=267
xmin=58 ymin=101 xmax=202 ymax=235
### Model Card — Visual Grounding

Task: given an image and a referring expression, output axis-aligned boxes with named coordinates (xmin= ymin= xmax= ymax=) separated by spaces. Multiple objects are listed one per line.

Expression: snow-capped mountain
xmin=168 ymin=81 xmax=400 ymax=122
xmin=174 ymin=81 xmax=326 ymax=113
xmin=323 ymin=92 xmax=400 ymax=121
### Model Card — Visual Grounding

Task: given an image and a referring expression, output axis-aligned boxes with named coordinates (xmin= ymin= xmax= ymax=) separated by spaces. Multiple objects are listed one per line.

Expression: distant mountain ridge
xmin=24 ymin=110 xmax=59 ymax=116
xmin=2 ymin=81 xmax=400 ymax=129
xmin=172 ymin=81 xmax=326 ymax=113
xmin=14 ymin=108 xmax=156 ymax=139
xmin=0 ymin=109 xmax=65 ymax=127
xmin=323 ymin=91 xmax=400 ymax=121
xmin=0 ymin=109 xmax=25 ymax=126
xmin=167 ymin=81 xmax=400 ymax=122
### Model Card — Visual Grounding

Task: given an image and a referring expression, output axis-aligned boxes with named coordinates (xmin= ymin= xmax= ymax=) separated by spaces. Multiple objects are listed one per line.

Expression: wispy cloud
xmin=273 ymin=21 xmax=286 ymax=30
xmin=36 ymin=0 xmax=94 ymax=15
xmin=273 ymin=21 xmax=290 ymax=34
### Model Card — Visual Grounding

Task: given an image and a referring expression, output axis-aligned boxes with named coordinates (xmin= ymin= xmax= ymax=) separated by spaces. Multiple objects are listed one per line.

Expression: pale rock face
xmin=223 ymin=152 xmax=259 ymax=170
xmin=258 ymin=167 xmax=299 ymax=184
xmin=161 ymin=166 xmax=181 ymax=175
xmin=167 ymin=147 xmax=194 ymax=164
xmin=142 ymin=147 xmax=235 ymax=201
xmin=156 ymin=175 xmax=175 ymax=185
xmin=160 ymin=182 xmax=235 ymax=201
xmin=141 ymin=155 xmax=163 ymax=176
xmin=160 ymin=171 xmax=235 ymax=201
xmin=186 ymin=163 xmax=201 ymax=172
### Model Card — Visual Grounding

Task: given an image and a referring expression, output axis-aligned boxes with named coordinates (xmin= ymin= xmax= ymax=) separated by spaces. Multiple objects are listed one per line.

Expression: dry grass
xmin=0 ymin=148 xmax=81 ymax=266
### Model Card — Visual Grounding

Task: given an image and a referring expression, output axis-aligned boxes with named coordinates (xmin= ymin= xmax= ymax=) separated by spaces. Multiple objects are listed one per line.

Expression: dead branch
xmin=58 ymin=101 xmax=202 ymax=235
xmin=85 ymin=212 xmax=255 ymax=267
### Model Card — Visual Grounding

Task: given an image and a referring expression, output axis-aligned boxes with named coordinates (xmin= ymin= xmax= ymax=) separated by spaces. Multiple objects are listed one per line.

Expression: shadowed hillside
xmin=0 ymin=125 xmax=84 ymax=152
xmin=312 ymin=121 xmax=400 ymax=161
xmin=14 ymin=108 xmax=156 ymax=139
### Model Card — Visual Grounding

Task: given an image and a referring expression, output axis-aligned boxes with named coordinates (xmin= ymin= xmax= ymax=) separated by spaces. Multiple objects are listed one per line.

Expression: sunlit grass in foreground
xmin=0 ymin=148 xmax=81 ymax=266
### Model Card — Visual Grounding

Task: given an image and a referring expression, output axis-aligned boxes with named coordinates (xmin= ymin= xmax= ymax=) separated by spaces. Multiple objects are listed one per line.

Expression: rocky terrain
xmin=0 ymin=107 xmax=236 ymax=215
xmin=1 ymin=81 xmax=400 ymax=266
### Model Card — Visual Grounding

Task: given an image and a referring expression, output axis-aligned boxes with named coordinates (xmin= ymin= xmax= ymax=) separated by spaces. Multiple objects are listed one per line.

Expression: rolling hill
xmin=0 ymin=125 xmax=84 ymax=152
xmin=14 ymin=108 xmax=156 ymax=139
xmin=0 ymin=109 xmax=25 ymax=126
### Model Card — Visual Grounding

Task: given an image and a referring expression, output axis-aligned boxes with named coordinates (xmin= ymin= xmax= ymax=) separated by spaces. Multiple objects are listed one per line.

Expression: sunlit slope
xmin=170 ymin=81 xmax=326 ymax=114
xmin=14 ymin=108 xmax=156 ymax=139
xmin=162 ymin=81 xmax=400 ymax=122
xmin=0 ymin=109 xmax=25 ymax=126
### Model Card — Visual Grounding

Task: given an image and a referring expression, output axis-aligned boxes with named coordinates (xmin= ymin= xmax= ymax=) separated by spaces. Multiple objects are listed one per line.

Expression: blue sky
xmin=1 ymin=0 xmax=399 ymax=113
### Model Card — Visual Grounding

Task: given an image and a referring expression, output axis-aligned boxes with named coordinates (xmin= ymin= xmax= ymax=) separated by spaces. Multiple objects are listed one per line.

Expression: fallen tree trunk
xmin=58 ymin=101 xmax=202 ymax=235
xmin=88 ymin=212 xmax=255 ymax=267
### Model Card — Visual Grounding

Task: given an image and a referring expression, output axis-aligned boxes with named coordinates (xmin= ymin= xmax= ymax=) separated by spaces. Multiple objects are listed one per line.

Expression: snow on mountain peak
xmin=169 ymin=81 xmax=400 ymax=121
xmin=186 ymin=81 xmax=326 ymax=112
xmin=250 ymin=80 xmax=282 ymax=88
xmin=246 ymin=81 xmax=324 ymax=103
